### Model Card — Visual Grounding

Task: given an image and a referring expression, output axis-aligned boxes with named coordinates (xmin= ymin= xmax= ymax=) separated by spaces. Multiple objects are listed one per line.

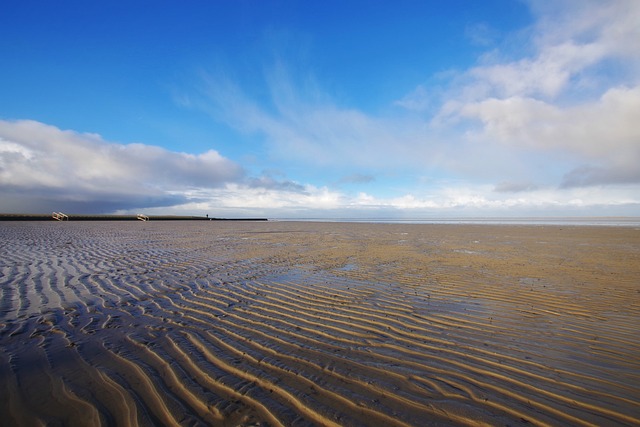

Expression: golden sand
xmin=0 ymin=221 xmax=638 ymax=426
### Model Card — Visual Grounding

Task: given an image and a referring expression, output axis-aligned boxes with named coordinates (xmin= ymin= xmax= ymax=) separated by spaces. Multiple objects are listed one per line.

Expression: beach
xmin=0 ymin=220 xmax=638 ymax=426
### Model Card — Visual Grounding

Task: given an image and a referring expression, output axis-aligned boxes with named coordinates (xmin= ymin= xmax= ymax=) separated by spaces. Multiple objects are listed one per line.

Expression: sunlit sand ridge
xmin=0 ymin=221 xmax=638 ymax=426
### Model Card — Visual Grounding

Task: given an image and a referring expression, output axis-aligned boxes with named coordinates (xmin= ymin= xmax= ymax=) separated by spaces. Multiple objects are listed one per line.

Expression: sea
xmin=273 ymin=217 xmax=640 ymax=227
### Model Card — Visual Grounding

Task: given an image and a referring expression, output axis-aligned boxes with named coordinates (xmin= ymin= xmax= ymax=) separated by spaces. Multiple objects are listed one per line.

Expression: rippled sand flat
xmin=0 ymin=221 xmax=639 ymax=426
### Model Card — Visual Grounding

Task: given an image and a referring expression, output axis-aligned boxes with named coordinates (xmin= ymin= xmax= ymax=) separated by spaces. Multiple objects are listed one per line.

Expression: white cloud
xmin=469 ymin=41 xmax=605 ymax=98
xmin=494 ymin=181 xmax=539 ymax=193
xmin=207 ymin=183 xmax=342 ymax=210
xmin=458 ymin=84 xmax=640 ymax=185
xmin=0 ymin=119 xmax=243 ymax=212
xmin=530 ymin=0 xmax=640 ymax=59
xmin=4 ymin=115 xmax=633 ymax=216
xmin=337 ymin=174 xmax=375 ymax=185
xmin=132 ymin=183 xmax=347 ymax=218
xmin=125 ymin=180 xmax=639 ymax=219
xmin=465 ymin=22 xmax=499 ymax=47
xmin=347 ymin=184 xmax=639 ymax=214
xmin=199 ymin=68 xmax=434 ymax=171
xmin=394 ymin=85 xmax=432 ymax=111
xmin=430 ymin=0 xmax=640 ymax=189
xmin=465 ymin=0 xmax=640 ymax=100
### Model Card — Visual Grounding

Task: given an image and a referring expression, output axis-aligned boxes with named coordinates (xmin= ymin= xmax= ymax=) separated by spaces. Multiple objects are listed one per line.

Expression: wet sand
xmin=0 ymin=221 xmax=638 ymax=426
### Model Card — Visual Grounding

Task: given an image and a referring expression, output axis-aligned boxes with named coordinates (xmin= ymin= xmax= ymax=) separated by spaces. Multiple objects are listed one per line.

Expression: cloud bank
xmin=0 ymin=120 xmax=243 ymax=213
xmin=0 ymin=116 xmax=637 ymax=217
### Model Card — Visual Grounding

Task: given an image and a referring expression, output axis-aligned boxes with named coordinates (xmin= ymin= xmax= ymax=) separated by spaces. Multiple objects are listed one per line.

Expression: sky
xmin=1 ymin=0 xmax=639 ymax=218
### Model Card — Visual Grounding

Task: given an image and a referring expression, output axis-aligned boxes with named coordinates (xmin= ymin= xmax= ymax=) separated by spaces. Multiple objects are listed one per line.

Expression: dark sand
xmin=0 ymin=221 xmax=638 ymax=426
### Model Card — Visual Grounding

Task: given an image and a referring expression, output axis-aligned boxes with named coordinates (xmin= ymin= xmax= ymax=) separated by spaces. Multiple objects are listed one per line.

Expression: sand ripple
xmin=1 ymin=221 xmax=639 ymax=426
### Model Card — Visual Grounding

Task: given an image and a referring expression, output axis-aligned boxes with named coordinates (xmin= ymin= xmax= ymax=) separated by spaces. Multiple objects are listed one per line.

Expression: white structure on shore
xmin=137 ymin=213 xmax=149 ymax=221
xmin=52 ymin=212 xmax=68 ymax=221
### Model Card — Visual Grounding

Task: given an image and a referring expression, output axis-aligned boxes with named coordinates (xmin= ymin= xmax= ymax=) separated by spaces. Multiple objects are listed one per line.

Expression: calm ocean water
xmin=274 ymin=217 xmax=640 ymax=226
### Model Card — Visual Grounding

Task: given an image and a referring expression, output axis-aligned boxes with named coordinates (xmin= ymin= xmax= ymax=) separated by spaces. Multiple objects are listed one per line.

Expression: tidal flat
xmin=0 ymin=221 xmax=639 ymax=426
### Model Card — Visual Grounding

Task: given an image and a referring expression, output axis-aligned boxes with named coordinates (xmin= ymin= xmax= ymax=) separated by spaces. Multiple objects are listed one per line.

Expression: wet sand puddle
xmin=0 ymin=221 xmax=639 ymax=426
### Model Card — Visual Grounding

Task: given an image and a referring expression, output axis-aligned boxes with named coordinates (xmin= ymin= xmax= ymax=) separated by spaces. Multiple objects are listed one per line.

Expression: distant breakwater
xmin=0 ymin=213 xmax=268 ymax=221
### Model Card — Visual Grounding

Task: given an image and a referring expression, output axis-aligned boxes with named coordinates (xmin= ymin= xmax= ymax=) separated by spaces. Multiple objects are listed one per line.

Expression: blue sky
xmin=1 ymin=1 xmax=639 ymax=218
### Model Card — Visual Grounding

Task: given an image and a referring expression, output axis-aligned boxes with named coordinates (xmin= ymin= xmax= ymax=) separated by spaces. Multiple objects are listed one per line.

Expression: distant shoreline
xmin=2 ymin=213 xmax=638 ymax=226
xmin=0 ymin=213 xmax=268 ymax=221
xmin=272 ymin=216 xmax=640 ymax=227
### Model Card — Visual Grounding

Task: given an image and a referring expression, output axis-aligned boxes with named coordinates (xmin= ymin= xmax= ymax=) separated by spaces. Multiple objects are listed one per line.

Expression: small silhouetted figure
xmin=206 ymin=214 xmax=209 ymax=218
